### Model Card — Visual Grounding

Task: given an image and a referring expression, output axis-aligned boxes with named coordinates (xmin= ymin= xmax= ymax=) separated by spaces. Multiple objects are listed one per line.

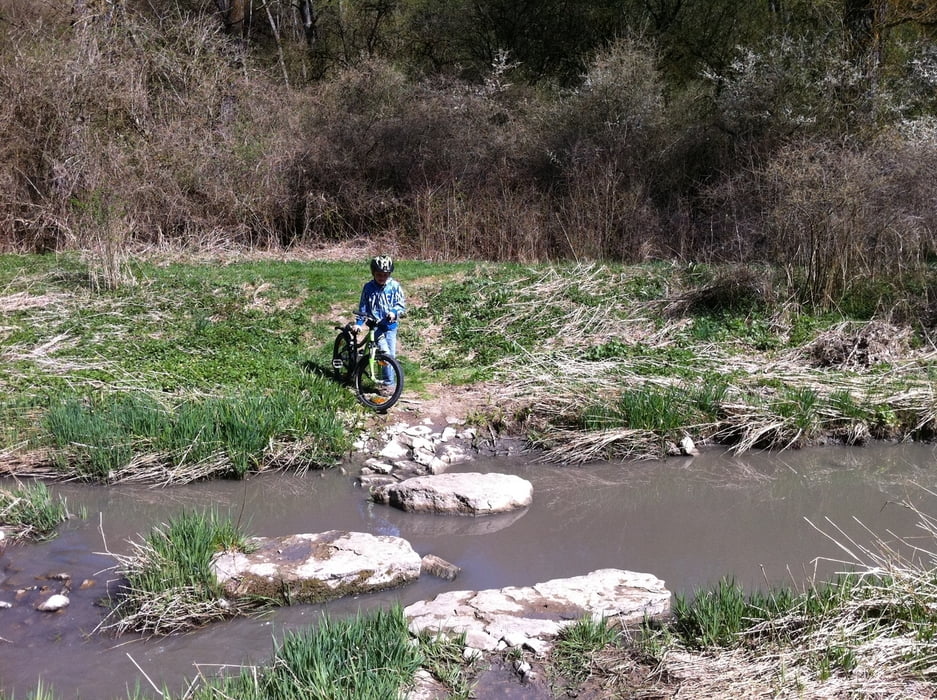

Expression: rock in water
xmin=36 ymin=594 xmax=70 ymax=612
xmin=371 ymin=472 xmax=533 ymax=515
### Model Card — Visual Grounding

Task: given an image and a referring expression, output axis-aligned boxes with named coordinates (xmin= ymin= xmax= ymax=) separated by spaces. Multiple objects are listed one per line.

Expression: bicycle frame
xmin=332 ymin=315 xmax=404 ymax=411
xmin=362 ymin=325 xmax=381 ymax=382
xmin=333 ymin=317 xmax=381 ymax=378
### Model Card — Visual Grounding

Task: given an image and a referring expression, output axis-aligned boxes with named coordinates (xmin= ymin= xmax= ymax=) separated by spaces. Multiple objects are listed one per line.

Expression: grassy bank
xmin=3 ymin=252 xmax=937 ymax=483
xmin=549 ymin=500 xmax=937 ymax=698
xmin=424 ymin=262 xmax=937 ymax=462
xmin=0 ymin=252 xmax=473 ymax=483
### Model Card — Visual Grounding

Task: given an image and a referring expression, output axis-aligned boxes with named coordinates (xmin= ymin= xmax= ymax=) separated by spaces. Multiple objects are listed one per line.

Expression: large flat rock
xmin=211 ymin=530 xmax=422 ymax=604
xmin=371 ymin=472 xmax=533 ymax=515
xmin=404 ymin=568 xmax=671 ymax=655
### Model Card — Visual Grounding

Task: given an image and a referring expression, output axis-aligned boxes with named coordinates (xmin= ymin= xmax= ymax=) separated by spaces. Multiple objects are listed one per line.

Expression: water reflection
xmin=2 ymin=442 xmax=937 ymax=698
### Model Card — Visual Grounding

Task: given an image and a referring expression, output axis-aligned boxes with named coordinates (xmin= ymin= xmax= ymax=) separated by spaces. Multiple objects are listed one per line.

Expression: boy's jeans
xmin=376 ymin=328 xmax=397 ymax=385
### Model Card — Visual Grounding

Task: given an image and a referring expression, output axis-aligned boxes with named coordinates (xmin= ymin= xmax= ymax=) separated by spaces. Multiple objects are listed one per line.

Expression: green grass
xmin=106 ymin=509 xmax=257 ymax=635
xmin=551 ymin=616 xmax=621 ymax=686
xmin=671 ymin=578 xmax=783 ymax=649
xmin=170 ymin=606 xmax=427 ymax=699
xmin=6 ymin=253 xmax=937 ymax=473
xmin=577 ymin=380 xmax=728 ymax=436
xmin=43 ymin=385 xmax=350 ymax=480
xmin=0 ymin=481 xmax=70 ymax=541
xmin=0 ymin=254 xmax=470 ymax=481
xmin=0 ymin=680 xmax=59 ymax=700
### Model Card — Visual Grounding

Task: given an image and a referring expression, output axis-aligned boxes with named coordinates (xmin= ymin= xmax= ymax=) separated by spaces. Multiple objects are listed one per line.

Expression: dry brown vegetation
xmin=1 ymin=2 xmax=936 ymax=311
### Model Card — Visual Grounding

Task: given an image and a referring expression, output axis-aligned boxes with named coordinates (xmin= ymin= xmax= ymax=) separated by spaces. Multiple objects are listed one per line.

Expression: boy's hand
xmin=386 ymin=312 xmax=397 ymax=322
xmin=348 ymin=324 xmax=360 ymax=334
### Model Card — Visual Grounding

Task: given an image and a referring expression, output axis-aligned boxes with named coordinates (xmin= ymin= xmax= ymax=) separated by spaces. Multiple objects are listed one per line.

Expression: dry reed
xmin=647 ymin=497 xmax=937 ymax=698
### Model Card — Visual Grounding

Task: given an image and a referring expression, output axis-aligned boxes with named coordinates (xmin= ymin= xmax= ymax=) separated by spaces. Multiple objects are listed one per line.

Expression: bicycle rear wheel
xmin=353 ymin=353 xmax=404 ymax=411
xmin=332 ymin=331 xmax=355 ymax=382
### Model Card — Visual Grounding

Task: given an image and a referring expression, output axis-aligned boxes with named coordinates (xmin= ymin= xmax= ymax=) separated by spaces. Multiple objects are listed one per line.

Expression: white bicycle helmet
xmin=370 ymin=255 xmax=394 ymax=274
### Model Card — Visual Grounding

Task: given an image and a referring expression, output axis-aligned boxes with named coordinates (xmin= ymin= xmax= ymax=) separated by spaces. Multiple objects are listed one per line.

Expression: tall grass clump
xmin=262 ymin=606 xmax=423 ymax=699
xmin=581 ymin=386 xmax=691 ymax=434
xmin=0 ymin=481 xmax=69 ymax=542
xmin=100 ymin=509 xmax=255 ymax=636
xmin=671 ymin=578 xmax=800 ymax=649
xmin=177 ymin=606 xmax=424 ymax=699
xmin=144 ymin=606 xmax=468 ymax=700
xmin=577 ymin=379 xmax=727 ymax=438
xmin=0 ymin=679 xmax=59 ymax=700
xmin=42 ymin=388 xmax=351 ymax=483
xmin=551 ymin=616 xmax=621 ymax=687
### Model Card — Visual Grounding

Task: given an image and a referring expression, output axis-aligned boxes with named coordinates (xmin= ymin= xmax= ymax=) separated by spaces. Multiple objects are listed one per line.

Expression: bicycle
xmin=332 ymin=316 xmax=404 ymax=412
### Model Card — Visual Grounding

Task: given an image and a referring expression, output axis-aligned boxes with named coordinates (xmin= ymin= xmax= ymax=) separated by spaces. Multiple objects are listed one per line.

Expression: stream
xmin=2 ymin=442 xmax=937 ymax=698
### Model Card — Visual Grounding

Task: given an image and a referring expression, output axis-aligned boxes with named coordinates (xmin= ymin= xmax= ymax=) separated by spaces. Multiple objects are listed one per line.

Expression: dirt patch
xmin=394 ymin=381 xmax=505 ymax=428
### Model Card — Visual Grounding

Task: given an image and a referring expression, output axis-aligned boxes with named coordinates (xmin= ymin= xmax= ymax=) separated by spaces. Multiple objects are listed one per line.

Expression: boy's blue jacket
xmin=356 ymin=278 xmax=406 ymax=330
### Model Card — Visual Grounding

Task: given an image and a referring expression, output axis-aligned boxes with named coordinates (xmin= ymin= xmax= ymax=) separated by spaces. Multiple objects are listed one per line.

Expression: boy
xmin=352 ymin=255 xmax=405 ymax=394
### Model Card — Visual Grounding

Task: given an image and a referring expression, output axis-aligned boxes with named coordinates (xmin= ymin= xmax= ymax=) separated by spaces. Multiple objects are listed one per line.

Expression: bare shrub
xmin=766 ymin=134 xmax=937 ymax=308
xmin=666 ymin=265 xmax=776 ymax=316
xmin=411 ymin=181 xmax=548 ymax=262
xmin=705 ymin=36 xmax=872 ymax=154
xmin=539 ymin=36 xmax=669 ymax=262
xmin=808 ymin=320 xmax=911 ymax=369
xmin=700 ymin=125 xmax=937 ymax=309
xmin=0 ymin=5 xmax=307 ymax=252
xmin=292 ymin=57 xmax=545 ymax=252
xmin=553 ymin=162 xmax=663 ymax=261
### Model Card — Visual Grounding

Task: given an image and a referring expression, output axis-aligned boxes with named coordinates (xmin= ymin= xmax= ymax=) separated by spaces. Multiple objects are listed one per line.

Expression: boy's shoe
xmin=377 ymin=384 xmax=395 ymax=397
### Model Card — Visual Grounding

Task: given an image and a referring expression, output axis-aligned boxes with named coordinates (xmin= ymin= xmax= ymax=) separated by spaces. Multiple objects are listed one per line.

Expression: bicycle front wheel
xmin=332 ymin=331 xmax=355 ymax=383
xmin=353 ymin=353 xmax=404 ymax=411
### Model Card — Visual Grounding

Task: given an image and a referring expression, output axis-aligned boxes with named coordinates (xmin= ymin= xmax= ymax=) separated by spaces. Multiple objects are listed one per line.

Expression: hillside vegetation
xmin=1 ymin=0 xmax=936 ymax=311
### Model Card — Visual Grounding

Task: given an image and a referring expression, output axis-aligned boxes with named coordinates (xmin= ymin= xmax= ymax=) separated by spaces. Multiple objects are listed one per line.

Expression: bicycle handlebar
xmin=336 ymin=314 xmax=395 ymax=335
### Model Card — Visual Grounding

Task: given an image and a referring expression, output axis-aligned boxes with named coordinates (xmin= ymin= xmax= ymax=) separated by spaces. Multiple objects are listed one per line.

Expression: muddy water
xmin=3 ymin=443 xmax=937 ymax=698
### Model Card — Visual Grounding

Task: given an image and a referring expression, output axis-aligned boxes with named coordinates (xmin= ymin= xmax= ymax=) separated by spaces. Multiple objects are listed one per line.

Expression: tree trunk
xmin=843 ymin=0 xmax=881 ymax=68
xmin=215 ymin=0 xmax=249 ymax=36
xmin=299 ymin=0 xmax=318 ymax=49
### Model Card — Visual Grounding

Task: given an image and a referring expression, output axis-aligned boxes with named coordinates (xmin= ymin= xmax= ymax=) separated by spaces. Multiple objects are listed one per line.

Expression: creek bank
xmin=352 ymin=411 xmax=527 ymax=490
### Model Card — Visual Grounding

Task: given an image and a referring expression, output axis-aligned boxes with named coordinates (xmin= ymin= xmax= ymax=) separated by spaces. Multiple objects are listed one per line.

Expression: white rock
xmin=463 ymin=647 xmax=483 ymax=662
xmin=211 ymin=531 xmax=421 ymax=604
xmin=439 ymin=444 xmax=469 ymax=465
xmin=371 ymin=473 xmax=533 ymax=515
xmin=364 ymin=459 xmax=394 ymax=474
xmin=379 ymin=441 xmax=410 ymax=460
xmin=398 ymin=434 xmax=434 ymax=453
xmin=0 ymin=601 xmax=12 ymax=609
xmin=440 ymin=426 xmax=458 ymax=442
xmin=403 ymin=425 xmax=434 ymax=438
xmin=36 ymin=594 xmax=70 ymax=612
xmin=679 ymin=435 xmax=700 ymax=456
xmin=404 ymin=569 xmax=671 ymax=655
xmin=411 ymin=447 xmax=436 ymax=467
